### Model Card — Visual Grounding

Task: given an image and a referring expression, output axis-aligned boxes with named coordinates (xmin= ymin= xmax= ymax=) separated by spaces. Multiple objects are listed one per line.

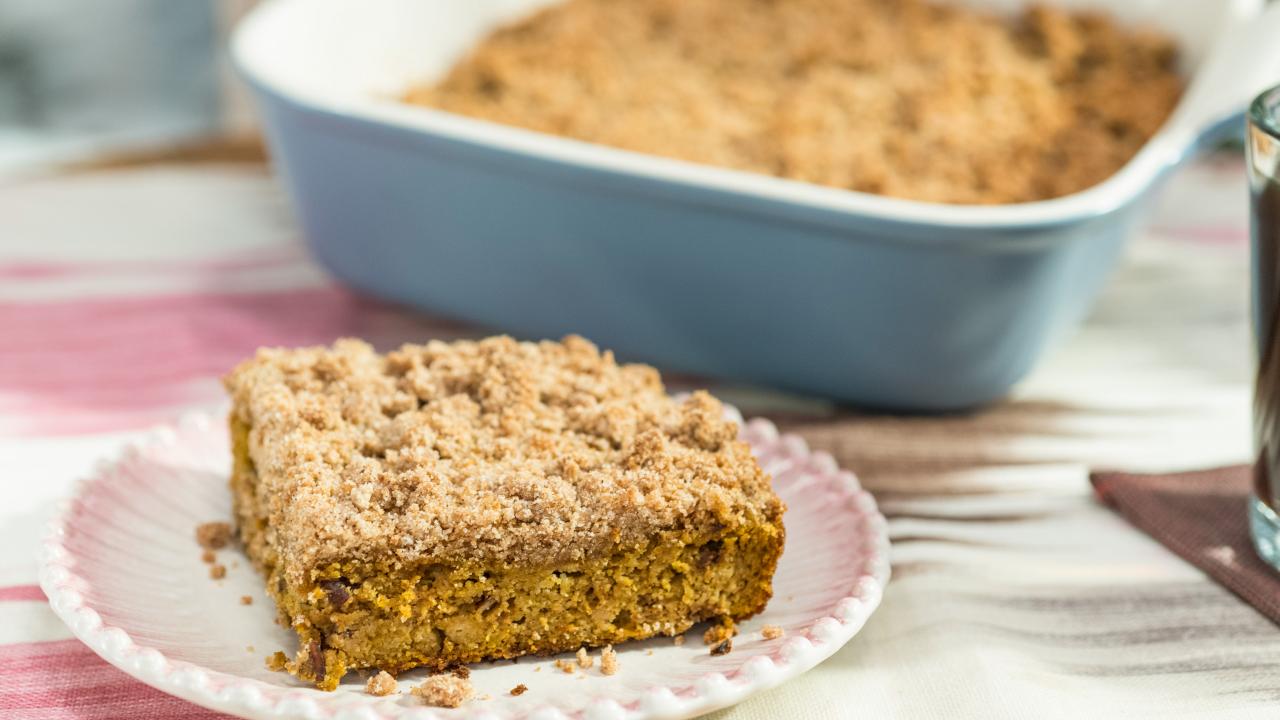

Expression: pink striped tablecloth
xmin=1 ymin=155 xmax=1273 ymax=719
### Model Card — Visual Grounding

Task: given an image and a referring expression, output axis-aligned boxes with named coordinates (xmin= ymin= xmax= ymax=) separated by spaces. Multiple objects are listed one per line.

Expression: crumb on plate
xmin=674 ymin=635 xmax=685 ymax=646
xmin=711 ymin=639 xmax=733 ymax=656
xmin=451 ymin=665 xmax=471 ymax=679
xmin=195 ymin=521 xmax=232 ymax=550
xmin=601 ymin=645 xmax=618 ymax=676
xmin=209 ymin=564 xmax=226 ymax=580
xmin=412 ymin=674 xmax=473 ymax=708
xmin=200 ymin=550 xmax=216 ymax=564
xmin=762 ymin=625 xmax=784 ymax=640
xmin=366 ymin=671 xmax=397 ymax=696
xmin=240 ymin=595 xmax=253 ymax=605
xmin=510 ymin=683 xmax=528 ymax=696
xmin=703 ymin=618 xmax=736 ymax=645
xmin=554 ymin=658 xmax=576 ymax=674
xmin=266 ymin=651 xmax=288 ymax=672
xmin=576 ymin=647 xmax=593 ymax=669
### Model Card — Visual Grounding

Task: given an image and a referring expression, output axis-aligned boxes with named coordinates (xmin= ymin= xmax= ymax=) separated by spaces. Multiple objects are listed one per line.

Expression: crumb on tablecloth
xmin=601 ymin=645 xmax=618 ymax=676
xmin=209 ymin=564 xmax=226 ymax=580
xmin=195 ymin=521 xmax=232 ymax=550
xmin=510 ymin=683 xmax=528 ymax=696
xmin=711 ymin=639 xmax=733 ymax=656
xmin=576 ymin=647 xmax=593 ymax=669
xmin=366 ymin=671 xmax=397 ymax=696
xmin=412 ymin=674 xmax=473 ymax=708
xmin=762 ymin=625 xmax=785 ymax=640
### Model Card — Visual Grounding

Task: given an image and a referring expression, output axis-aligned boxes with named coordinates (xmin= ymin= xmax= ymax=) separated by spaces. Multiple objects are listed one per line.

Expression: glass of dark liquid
xmin=1250 ymin=85 xmax=1280 ymax=568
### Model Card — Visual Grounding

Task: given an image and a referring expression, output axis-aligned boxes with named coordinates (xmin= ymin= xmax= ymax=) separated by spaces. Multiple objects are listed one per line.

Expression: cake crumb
xmin=710 ymin=639 xmax=733 ymax=656
xmin=761 ymin=625 xmax=785 ymax=640
xmin=200 ymin=550 xmax=216 ymax=564
xmin=209 ymin=564 xmax=226 ymax=580
xmin=240 ymin=595 xmax=253 ymax=605
xmin=451 ymin=665 xmax=471 ymax=679
xmin=674 ymin=635 xmax=685 ymax=646
xmin=510 ymin=684 xmax=528 ymax=696
xmin=645 ymin=649 xmax=653 ymax=656
xmin=600 ymin=645 xmax=618 ymax=676
xmin=245 ymin=645 xmax=255 ymax=653
xmin=266 ymin=651 xmax=288 ymax=671
xmin=195 ymin=521 xmax=232 ymax=550
xmin=533 ymin=666 xmax=541 ymax=673
xmin=366 ymin=671 xmax=397 ymax=696
xmin=412 ymin=674 xmax=473 ymax=708
xmin=554 ymin=658 xmax=576 ymax=674
xmin=576 ymin=647 xmax=593 ymax=669
xmin=703 ymin=618 xmax=736 ymax=645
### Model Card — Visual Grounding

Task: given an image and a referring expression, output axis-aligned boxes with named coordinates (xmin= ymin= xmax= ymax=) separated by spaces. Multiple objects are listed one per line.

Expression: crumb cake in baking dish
xmin=406 ymin=0 xmax=1183 ymax=205
xmin=224 ymin=335 xmax=785 ymax=689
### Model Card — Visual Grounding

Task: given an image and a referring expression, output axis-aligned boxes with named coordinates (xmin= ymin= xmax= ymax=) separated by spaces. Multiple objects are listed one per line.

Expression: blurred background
xmin=0 ymin=0 xmax=256 ymax=173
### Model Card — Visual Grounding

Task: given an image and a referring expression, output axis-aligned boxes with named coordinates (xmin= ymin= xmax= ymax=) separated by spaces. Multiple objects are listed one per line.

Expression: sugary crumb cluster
xmin=366 ymin=671 xmax=397 ymax=696
xmin=223 ymin=335 xmax=781 ymax=586
xmin=407 ymin=0 xmax=1182 ymax=204
xmin=411 ymin=674 xmax=473 ymax=708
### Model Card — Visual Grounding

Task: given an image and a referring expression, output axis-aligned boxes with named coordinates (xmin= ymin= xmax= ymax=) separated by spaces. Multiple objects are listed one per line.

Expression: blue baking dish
xmin=233 ymin=0 xmax=1280 ymax=411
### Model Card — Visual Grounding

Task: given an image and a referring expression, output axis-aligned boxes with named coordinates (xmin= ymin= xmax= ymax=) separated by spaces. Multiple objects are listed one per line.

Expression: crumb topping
xmin=412 ymin=674 xmax=473 ymax=708
xmin=366 ymin=671 xmax=397 ymax=696
xmin=224 ymin=336 xmax=782 ymax=585
xmin=196 ymin=521 xmax=232 ymax=550
xmin=407 ymin=0 xmax=1182 ymax=205
xmin=600 ymin=645 xmax=618 ymax=676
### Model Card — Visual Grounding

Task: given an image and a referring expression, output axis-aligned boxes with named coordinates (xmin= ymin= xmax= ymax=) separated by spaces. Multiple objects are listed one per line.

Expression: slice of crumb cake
xmin=224 ymin=335 xmax=785 ymax=690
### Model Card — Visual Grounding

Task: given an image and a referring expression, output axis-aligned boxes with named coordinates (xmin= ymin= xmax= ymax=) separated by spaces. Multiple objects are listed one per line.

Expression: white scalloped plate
xmin=40 ymin=409 xmax=889 ymax=720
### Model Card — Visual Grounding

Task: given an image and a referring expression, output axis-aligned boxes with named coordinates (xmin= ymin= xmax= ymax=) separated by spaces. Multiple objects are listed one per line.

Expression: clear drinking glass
xmin=1249 ymin=85 xmax=1280 ymax=568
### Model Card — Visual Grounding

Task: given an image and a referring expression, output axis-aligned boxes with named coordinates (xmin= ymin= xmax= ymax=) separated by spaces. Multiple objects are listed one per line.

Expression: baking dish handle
xmin=1166 ymin=2 xmax=1280 ymax=151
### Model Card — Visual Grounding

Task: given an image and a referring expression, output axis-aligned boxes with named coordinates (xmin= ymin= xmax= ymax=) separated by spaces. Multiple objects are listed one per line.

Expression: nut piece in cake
xmin=224 ymin=335 xmax=785 ymax=690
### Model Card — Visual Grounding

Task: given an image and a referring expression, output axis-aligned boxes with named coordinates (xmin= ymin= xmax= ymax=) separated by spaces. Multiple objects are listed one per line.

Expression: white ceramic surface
xmin=39 ymin=410 xmax=890 ymax=720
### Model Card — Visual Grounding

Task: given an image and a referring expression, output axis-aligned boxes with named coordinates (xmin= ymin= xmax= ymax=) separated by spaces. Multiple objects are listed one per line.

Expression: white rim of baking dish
xmin=38 ymin=409 xmax=890 ymax=720
xmin=230 ymin=0 xmax=1280 ymax=232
